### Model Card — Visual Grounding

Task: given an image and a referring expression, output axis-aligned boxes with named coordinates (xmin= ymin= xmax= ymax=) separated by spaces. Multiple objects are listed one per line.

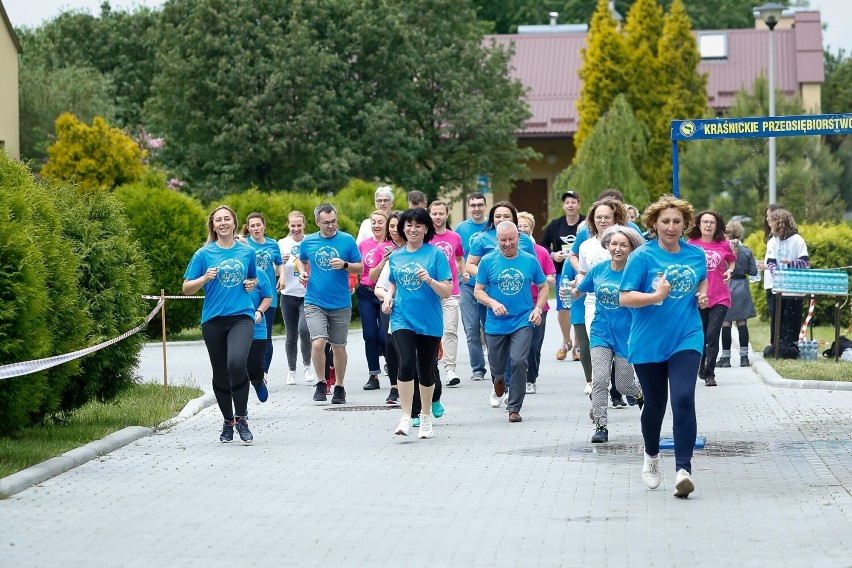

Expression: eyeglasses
xmin=375 ymin=199 xmax=392 ymax=204
xmin=469 ymin=203 xmax=486 ymax=209
xmin=319 ymin=219 xmax=338 ymax=227
xmin=594 ymin=215 xmax=613 ymax=221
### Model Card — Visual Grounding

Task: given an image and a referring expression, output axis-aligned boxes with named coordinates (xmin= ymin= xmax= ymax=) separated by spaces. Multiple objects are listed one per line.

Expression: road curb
xmin=751 ymin=352 xmax=852 ymax=391
xmin=0 ymin=393 xmax=215 ymax=499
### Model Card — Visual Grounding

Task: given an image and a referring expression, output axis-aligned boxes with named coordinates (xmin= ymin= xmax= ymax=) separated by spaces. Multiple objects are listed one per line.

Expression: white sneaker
xmin=304 ymin=367 xmax=318 ymax=385
xmin=525 ymin=382 xmax=536 ymax=394
xmin=446 ymin=369 xmax=461 ymax=387
xmin=489 ymin=389 xmax=502 ymax=408
xmin=502 ymin=392 xmax=509 ymax=406
xmin=642 ymin=453 xmax=662 ymax=489
xmin=583 ymin=381 xmax=592 ymax=395
xmin=286 ymin=371 xmax=296 ymax=385
xmin=418 ymin=414 xmax=433 ymax=439
xmin=394 ymin=415 xmax=412 ymax=436
xmin=674 ymin=468 xmax=695 ymax=498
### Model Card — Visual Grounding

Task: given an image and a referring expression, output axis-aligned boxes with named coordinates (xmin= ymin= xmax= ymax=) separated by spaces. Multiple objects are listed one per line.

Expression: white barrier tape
xmin=142 ymin=294 xmax=204 ymax=300
xmin=0 ymin=298 xmax=165 ymax=381
xmin=798 ymin=298 xmax=816 ymax=341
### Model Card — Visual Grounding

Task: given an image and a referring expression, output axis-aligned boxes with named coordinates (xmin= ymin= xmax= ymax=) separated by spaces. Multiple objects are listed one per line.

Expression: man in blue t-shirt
xmin=474 ymin=222 xmax=548 ymax=423
xmin=299 ymin=203 xmax=363 ymax=405
xmin=455 ymin=192 xmax=489 ymax=381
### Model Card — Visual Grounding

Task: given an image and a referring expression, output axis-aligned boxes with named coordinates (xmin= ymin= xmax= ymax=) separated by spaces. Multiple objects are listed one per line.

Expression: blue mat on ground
xmin=659 ymin=436 xmax=706 ymax=449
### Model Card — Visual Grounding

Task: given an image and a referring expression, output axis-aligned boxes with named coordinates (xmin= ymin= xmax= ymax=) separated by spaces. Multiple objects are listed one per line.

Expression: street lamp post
xmin=756 ymin=3 xmax=784 ymax=205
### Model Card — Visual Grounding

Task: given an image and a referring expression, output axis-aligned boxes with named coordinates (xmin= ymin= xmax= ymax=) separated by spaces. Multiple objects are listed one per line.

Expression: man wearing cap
xmin=540 ymin=191 xmax=585 ymax=361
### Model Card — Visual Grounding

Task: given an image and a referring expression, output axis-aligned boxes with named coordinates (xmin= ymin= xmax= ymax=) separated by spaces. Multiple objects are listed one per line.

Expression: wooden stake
xmin=161 ymin=289 xmax=168 ymax=396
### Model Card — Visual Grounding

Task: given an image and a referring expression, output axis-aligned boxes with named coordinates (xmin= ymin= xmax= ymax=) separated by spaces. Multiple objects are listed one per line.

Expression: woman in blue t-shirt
xmin=381 ymin=208 xmax=452 ymax=440
xmin=620 ymin=196 xmax=709 ymax=499
xmin=246 ymin=271 xmax=274 ymax=404
xmin=183 ymin=205 xmax=259 ymax=445
xmin=572 ymin=225 xmax=645 ymax=445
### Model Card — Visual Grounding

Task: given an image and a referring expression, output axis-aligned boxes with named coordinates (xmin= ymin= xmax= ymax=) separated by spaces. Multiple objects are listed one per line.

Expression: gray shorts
xmin=304 ymin=304 xmax=351 ymax=346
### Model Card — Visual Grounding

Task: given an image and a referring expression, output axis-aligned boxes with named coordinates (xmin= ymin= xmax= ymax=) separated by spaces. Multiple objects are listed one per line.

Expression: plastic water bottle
xmin=559 ymin=276 xmax=573 ymax=308
xmin=651 ymin=271 xmax=666 ymax=305
xmin=798 ymin=341 xmax=807 ymax=360
xmin=749 ymin=272 xmax=761 ymax=284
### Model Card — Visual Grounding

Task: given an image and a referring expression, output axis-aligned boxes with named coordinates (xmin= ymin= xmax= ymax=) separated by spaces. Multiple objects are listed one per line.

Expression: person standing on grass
xmin=381 ymin=208 xmax=452 ymax=439
xmin=183 ymin=205 xmax=259 ymax=444
xmin=474 ymin=221 xmax=548 ymax=424
xmin=299 ymin=204 xmax=363 ymax=405
xmin=429 ymin=200 xmax=466 ymax=387
xmin=756 ymin=204 xmax=787 ymax=352
xmin=517 ymin=211 xmax=556 ymax=395
xmin=620 ymin=195 xmax=708 ymax=499
xmin=539 ymin=190 xmax=584 ymax=362
xmin=357 ymin=210 xmax=390 ymax=392
xmin=687 ymin=210 xmax=736 ymax=387
xmin=246 ymin=271 xmax=274 ymax=403
xmin=455 ymin=192 xmax=489 ymax=382
xmin=718 ymin=220 xmax=758 ymax=368
xmin=278 ymin=211 xmax=315 ymax=385
xmin=243 ymin=212 xmax=285 ymax=383
xmin=569 ymin=225 xmax=644 ymax=444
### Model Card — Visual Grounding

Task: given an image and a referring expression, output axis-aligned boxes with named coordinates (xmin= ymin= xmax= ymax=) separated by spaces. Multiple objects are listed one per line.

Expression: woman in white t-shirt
xmin=277 ymin=211 xmax=315 ymax=384
xmin=761 ymin=207 xmax=809 ymax=358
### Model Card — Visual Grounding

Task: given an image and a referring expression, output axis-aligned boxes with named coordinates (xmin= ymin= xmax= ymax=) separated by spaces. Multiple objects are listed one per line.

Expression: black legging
xmin=699 ymin=304 xmax=728 ymax=379
xmin=391 ymin=329 xmax=440 ymax=387
xmin=247 ymin=339 xmax=266 ymax=388
xmin=721 ymin=322 xmax=749 ymax=352
xmin=201 ymin=315 xmax=254 ymax=420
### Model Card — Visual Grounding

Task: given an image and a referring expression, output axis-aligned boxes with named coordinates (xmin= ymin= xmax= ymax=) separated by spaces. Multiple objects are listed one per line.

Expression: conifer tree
xmin=575 ymin=0 xmax=629 ymax=149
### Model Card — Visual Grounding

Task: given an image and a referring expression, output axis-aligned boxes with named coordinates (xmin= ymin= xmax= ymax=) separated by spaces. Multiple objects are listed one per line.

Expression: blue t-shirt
xmin=556 ymin=261 xmax=585 ymax=324
xmin=246 ymin=236 xmax=283 ymax=308
xmin=577 ymin=261 xmax=630 ymax=357
xmin=389 ymin=244 xmax=452 ymax=337
xmin=299 ymin=231 xmax=361 ymax=310
xmin=249 ymin=271 xmax=274 ymax=340
xmin=455 ymin=219 xmax=487 ymax=287
xmin=620 ymin=239 xmax=707 ymax=364
xmin=469 ymin=229 xmax=537 ymax=259
xmin=184 ymin=241 xmax=258 ymax=324
xmin=571 ymin=220 xmax=645 ymax=255
xmin=476 ymin=250 xmax=546 ymax=335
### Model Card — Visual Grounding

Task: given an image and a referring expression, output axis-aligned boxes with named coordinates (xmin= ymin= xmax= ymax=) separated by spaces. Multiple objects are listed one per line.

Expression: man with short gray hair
xmin=356 ymin=186 xmax=395 ymax=244
xmin=474 ymin=221 xmax=548 ymax=423
xmin=299 ymin=203 xmax=363 ymax=404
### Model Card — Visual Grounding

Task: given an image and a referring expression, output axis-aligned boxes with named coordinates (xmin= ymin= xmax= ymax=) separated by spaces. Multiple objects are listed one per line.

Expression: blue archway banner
xmin=671 ymin=113 xmax=852 ymax=141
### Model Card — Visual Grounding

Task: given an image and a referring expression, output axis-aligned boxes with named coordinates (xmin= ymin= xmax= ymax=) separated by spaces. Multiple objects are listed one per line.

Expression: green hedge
xmin=114 ymin=181 xmax=207 ymax=337
xmin=745 ymin=222 xmax=852 ymax=328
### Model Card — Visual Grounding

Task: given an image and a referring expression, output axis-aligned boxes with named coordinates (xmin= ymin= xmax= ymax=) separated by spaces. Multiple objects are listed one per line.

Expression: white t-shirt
xmin=768 ymin=234 xmax=808 ymax=297
xmin=277 ymin=235 xmax=306 ymax=298
xmin=356 ymin=218 xmax=372 ymax=245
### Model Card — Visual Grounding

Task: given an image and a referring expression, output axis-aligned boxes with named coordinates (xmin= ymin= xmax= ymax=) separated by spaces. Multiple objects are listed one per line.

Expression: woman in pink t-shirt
xmin=687 ymin=210 xmax=736 ymax=387
xmin=356 ymin=210 xmax=391 ymax=390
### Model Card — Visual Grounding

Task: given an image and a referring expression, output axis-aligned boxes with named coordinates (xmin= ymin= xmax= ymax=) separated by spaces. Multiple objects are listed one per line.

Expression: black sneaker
xmin=386 ymin=388 xmax=399 ymax=405
xmin=716 ymin=356 xmax=731 ymax=368
xmin=740 ymin=356 xmax=751 ymax=367
xmin=220 ymin=420 xmax=234 ymax=443
xmin=363 ymin=375 xmax=380 ymax=390
xmin=611 ymin=395 xmax=626 ymax=408
xmin=331 ymin=385 xmax=347 ymax=404
xmin=591 ymin=426 xmax=608 ymax=443
xmin=313 ymin=381 xmax=328 ymax=402
xmin=234 ymin=417 xmax=253 ymax=444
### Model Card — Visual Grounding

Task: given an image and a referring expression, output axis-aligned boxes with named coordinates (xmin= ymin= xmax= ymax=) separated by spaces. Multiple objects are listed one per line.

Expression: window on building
xmin=698 ymin=33 xmax=727 ymax=60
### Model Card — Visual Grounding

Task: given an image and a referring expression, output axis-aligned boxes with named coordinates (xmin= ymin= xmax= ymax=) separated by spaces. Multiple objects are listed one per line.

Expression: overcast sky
xmin=4 ymin=0 xmax=852 ymax=55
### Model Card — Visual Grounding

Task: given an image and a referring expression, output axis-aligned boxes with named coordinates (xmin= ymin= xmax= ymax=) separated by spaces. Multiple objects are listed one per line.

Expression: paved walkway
xmin=5 ymin=307 xmax=852 ymax=566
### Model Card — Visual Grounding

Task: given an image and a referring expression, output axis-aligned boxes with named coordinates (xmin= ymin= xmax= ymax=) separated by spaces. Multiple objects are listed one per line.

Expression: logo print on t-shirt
xmin=396 ymin=262 xmax=425 ymax=291
xmin=663 ymin=264 xmax=699 ymax=299
xmin=290 ymin=244 xmax=300 ymax=257
xmin=496 ymin=268 xmax=524 ymax=296
xmin=704 ymin=249 xmax=722 ymax=272
xmin=314 ymin=246 xmax=339 ymax=271
xmin=255 ymin=249 xmax=272 ymax=271
xmin=596 ymin=283 xmax=621 ymax=310
xmin=217 ymin=258 xmax=246 ymax=288
xmin=560 ymin=235 xmax=576 ymax=246
xmin=434 ymin=240 xmax=454 ymax=262
xmin=364 ymin=247 xmax=379 ymax=266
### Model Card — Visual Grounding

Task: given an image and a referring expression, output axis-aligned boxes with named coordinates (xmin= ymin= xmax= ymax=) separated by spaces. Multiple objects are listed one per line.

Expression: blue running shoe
xmin=234 ymin=417 xmax=253 ymax=444
xmin=431 ymin=400 xmax=445 ymax=418
xmin=254 ymin=381 xmax=268 ymax=403
xmin=626 ymin=395 xmax=636 ymax=406
xmin=412 ymin=417 xmax=421 ymax=427
xmin=219 ymin=420 xmax=234 ymax=443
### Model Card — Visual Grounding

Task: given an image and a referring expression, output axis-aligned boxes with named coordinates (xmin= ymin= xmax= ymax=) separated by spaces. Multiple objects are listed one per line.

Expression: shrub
xmin=0 ymin=153 xmax=90 ymax=431
xmin=745 ymin=222 xmax=852 ymax=329
xmin=40 ymin=113 xmax=146 ymax=192
xmin=114 ymin=181 xmax=207 ymax=337
xmin=50 ymin=190 xmax=153 ymax=408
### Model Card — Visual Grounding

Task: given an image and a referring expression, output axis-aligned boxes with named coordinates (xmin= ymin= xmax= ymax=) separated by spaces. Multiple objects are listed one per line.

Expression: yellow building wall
xmin=800 ymin=83 xmax=821 ymax=114
xmin=0 ymin=22 xmax=19 ymax=160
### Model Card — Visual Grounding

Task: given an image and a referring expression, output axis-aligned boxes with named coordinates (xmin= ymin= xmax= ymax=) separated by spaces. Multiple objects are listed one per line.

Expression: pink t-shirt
xmin=429 ymin=230 xmax=464 ymax=295
xmin=359 ymin=238 xmax=392 ymax=286
xmin=687 ymin=238 xmax=736 ymax=308
xmin=532 ymin=244 xmax=556 ymax=312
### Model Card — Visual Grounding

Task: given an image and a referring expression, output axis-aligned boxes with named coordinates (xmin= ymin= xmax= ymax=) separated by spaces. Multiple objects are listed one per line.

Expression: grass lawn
xmin=0 ymin=384 xmax=203 ymax=480
xmin=749 ymin=320 xmax=851 ymax=382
